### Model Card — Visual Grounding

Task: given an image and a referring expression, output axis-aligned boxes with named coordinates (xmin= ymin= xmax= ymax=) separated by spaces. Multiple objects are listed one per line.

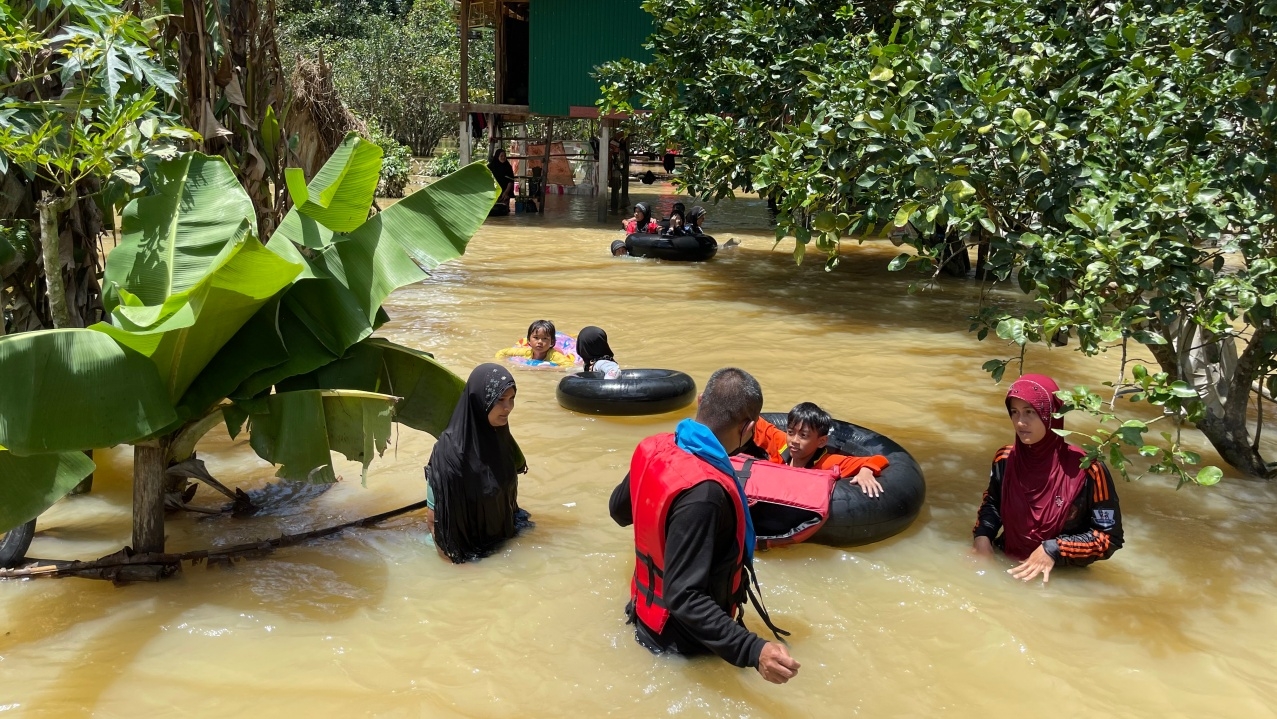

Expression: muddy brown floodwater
xmin=4 ymin=187 xmax=1277 ymax=718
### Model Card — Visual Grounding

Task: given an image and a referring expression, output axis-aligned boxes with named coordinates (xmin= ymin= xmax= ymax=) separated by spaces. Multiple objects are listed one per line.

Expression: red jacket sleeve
xmin=751 ymin=417 xmax=788 ymax=462
xmin=817 ymin=452 xmax=890 ymax=478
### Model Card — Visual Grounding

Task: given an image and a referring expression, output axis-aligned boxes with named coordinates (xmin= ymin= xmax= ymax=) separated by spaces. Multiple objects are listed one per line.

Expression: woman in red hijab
xmin=973 ymin=374 xmax=1124 ymax=582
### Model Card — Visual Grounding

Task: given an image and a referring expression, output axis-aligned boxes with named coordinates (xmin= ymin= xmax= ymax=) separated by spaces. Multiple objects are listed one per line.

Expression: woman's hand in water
xmin=1009 ymin=544 xmax=1055 ymax=583
xmin=972 ymin=535 xmax=995 ymax=557
xmin=849 ymin=468 xmax=883 ymax=498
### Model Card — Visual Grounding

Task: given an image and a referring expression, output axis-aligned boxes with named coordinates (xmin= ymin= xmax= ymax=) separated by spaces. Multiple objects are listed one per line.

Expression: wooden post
xmin=132 ymin=442 xmax=168 ymax=554
xmin=458 ymin=0 xmax=471 ymax=165
xmin=540 ymin=118 xmax=553 ymax=212
xmin=459 ymin=117 xmax=471 ymax=166
xmin=597 ymin=120 xmax=610 ymax=223
xmin=494 ymin=0 xmax=505 ymax=104
xmin=621 ymin=135 xmax=631 ymax=208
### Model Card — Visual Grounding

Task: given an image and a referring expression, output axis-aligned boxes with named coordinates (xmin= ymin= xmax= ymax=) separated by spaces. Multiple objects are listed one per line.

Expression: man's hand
xmin=972 ymin=535 xmax=995 ymax=557
xmin=849 ymin=468 xmax=883 ymax=497
xmin=757 ymin=642 xmax=800 ymax=684
xmin=1009 ymin=544 xmax=1055 ymax=583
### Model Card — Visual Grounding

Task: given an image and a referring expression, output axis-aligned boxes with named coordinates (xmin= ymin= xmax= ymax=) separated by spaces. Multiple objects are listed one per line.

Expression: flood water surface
xmin=3 ymin=190 xmax=1277 ymax=718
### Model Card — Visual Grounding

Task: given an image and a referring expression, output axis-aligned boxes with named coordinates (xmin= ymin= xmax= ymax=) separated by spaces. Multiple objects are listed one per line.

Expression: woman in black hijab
xmin=425 ymin=363 xmax=529 ymax=563
xmin=685 ymin=206 xmax=707 ymax=235
xmin=488 ymin=148 xmax=516 ymax=205
xmin=577 ymin=326 xmax=621 ymax=379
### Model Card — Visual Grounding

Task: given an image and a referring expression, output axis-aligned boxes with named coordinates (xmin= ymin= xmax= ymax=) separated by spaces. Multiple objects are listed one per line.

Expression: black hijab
xmin=577 ymin=326 xmax=616 ymax=372
xmin=426 ymin=363 xmax=528 ymax=563
xmin=488 ymin=150 xmax=514 ymax=186
xmin=634 ymin=202 xmax=652 ymax=226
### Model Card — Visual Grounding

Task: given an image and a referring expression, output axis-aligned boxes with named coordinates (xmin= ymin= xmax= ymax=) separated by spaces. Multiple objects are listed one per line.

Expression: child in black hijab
xmin=685 ymin=206 xmax=707 ymax=235
xmin=425 ymin=363 xmax=530 ymax=563
xmin=577 ymin=326 xmax=621 ymax=379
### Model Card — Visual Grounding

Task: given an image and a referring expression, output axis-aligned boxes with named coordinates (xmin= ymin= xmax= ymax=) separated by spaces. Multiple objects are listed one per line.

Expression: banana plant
xmin=0 ymin=133 xmax=496 ymax=560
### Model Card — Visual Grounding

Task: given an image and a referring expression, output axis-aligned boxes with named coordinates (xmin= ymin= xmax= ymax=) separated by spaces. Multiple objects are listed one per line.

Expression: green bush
xmin=365 ymin=123 xmax=411 ymax=197
xmin=425 ymin=149 xmax=460 ymax=178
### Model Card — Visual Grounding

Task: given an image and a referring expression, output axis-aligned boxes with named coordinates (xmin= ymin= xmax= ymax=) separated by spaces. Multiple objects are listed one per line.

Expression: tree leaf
xmin=0 ymin=449 xmax=95 ymax=534
xmin=282 ymin=133 xmax=384 ymax=234
xmin=869 ymin=65 xmax=894 ymax=82
xmin=1195 ymin=466 xmax=1223 ymax=486
xmin=245 ymin=389 xmax=396 ymax=485
xmin=1012 ymin=107 xmax=1032 ymax=129
xmin=0 ymin=329 xmax=177 ymax=453
xmin=104 ymin=153 xmax=257 ymax=312
xmin=276 ymin=337 xmax=464 ymax=437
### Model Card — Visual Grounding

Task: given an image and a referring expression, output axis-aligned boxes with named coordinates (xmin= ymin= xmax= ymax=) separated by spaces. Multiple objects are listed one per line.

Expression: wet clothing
xmin=625 ymin=202 xmax=658 ymax=234
xmin=592 ymin=359 xmax=621 ymax=379
xmin=488 ymin=155 xmax=515 ymax=194
xmin=685 ymin=206 xmax=706 ymax=236
xmin=578 ymin=326 xmax=620 ymax=378
xmin=974 ymin=445 xmax=1123 ymax=565
xmin=624 ymin=218 xmax=659 ymax=234
xmin=494 ymin=344 xmax=575 ymax=366
xmin=752 ymin=417 xmax=889 ymax=478
xmin=610 ymin=422 xmax=766 ymax=668
xmin=426 ymin=363 xmax=529 ymax=563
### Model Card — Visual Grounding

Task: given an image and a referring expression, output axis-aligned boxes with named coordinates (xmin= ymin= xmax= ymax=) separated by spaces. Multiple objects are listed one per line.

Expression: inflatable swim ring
xmin=742 ymin=412 xmax=926 ymax=547
xmin=556 ymin=369 xmax=696 ymax=416
xmin=625 ymin=233 xmax=718 ymax=262
xmin=502 ymin=332 xmax=582 ymax=368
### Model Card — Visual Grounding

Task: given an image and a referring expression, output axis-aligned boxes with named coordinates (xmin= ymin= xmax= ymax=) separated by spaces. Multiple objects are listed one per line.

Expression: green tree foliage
xmin=601 ymin=0 xmax=1277 ymax=482
xmin=280 ymin=0 xmax=486 ymax=157
xmin=0 ymin=0 xmax=193 ymax=331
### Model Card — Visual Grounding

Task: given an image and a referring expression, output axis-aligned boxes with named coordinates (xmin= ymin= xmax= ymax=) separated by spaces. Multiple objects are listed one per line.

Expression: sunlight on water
xmin=3 ymin=187 xmax=1277 ymax=717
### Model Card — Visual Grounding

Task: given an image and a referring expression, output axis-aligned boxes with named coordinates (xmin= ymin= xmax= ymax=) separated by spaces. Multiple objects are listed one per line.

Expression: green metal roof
xmin=528 ymin=0 xmax=653 ymax=116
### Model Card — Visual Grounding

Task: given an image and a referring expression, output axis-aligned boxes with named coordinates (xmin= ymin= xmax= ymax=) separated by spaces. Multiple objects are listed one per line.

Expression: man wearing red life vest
xmin=609 ymin=368 xmax=801 ymax=684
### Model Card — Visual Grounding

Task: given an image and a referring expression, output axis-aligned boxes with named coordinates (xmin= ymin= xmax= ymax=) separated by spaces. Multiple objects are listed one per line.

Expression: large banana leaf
xmin=0 ymin=329 xmax=177 ymax=454
xmin=103 ymin=153 xmax=257 ymax=312
xmin=278 ymin=337 xmax=463 ymax=437
xmin=245 ymin=389 xmax=396 ymax=484
xmin=175 ymin=295 xmax=288 ymax=419
xmin=0 ymin=449 xmax=96 ymax=534
xmin=92 ymin=234 xmax=301 ymax=404
xmin=227 ymin=161 xmax=495 ymax=397
xmin=280 ymin=133 xmax=383 ymax=237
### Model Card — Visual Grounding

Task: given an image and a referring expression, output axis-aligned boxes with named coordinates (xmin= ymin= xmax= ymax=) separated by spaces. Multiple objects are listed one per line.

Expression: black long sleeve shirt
xmin=974 ymin=446 xmax=1124 ymax=565
xmin=610 ymin=474 xmax=766 ymax=668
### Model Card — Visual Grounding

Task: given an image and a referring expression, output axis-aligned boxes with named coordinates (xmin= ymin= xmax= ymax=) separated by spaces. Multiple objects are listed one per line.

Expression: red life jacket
xmin=629 ymin=433 xmax=748 ymax=634
xmin=734 ymin=456 xmax=836 ymax=549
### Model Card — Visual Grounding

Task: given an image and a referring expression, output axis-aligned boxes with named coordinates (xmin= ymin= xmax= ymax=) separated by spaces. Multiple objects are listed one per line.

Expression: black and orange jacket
xmin=973 ymin=445 xmax=1124 ymax=565
xmin=753 ymin=417 xmax=889 ymax=478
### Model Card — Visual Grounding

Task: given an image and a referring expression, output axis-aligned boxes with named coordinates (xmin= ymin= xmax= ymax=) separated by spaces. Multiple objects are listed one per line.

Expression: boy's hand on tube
xmin=849 ymin=467 xmax=883 ymax=498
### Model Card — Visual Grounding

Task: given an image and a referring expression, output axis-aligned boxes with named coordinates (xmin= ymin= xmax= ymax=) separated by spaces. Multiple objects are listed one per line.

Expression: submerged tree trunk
xmin=132 ymin=442 xmax=169 ymax=553
xmin=1143 ymin=321 xmax=1274 ymax=479
xmin=36 ymin=190 xmax=75 ymax=329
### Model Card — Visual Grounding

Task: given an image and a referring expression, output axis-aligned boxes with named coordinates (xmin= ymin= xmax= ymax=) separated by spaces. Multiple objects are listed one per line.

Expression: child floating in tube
xmin=577 ymin=326 xmax=621 ymax=379
xmin=750 ymin=402 xmax=889 ymax=497
xmin=623 ymin=202 xmax=659 ymax=235
xmin=495 ymin=320 xmax=577 ymax=367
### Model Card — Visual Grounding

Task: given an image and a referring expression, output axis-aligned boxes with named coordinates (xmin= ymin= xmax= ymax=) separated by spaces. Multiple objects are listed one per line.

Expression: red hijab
xmin=1000 ymin=374 xmax=1088 ymax=560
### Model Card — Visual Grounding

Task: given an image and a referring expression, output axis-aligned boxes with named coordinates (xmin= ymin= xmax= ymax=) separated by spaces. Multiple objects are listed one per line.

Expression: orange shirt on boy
xmin=752 ymin=417 xmax=889 ymax=478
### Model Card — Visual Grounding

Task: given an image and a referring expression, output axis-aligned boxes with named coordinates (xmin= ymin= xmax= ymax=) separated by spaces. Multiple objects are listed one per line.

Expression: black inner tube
xmin=625 ymin=233 xmax=717 ymax=262
xmin=557 ymin=369 xmax=697 ymax=416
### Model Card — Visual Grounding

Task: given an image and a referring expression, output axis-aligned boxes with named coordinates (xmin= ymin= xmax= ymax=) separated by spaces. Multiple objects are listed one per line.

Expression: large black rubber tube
xmin=557 ymin=369 xmax=697 ymax=416
xmin=757 ymin=412 xmax=926 ymax=546
xmin=625 ymin=233 xmax=718 ymax=262
xmin=0 ymin=518 xmax=36 ymax=569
